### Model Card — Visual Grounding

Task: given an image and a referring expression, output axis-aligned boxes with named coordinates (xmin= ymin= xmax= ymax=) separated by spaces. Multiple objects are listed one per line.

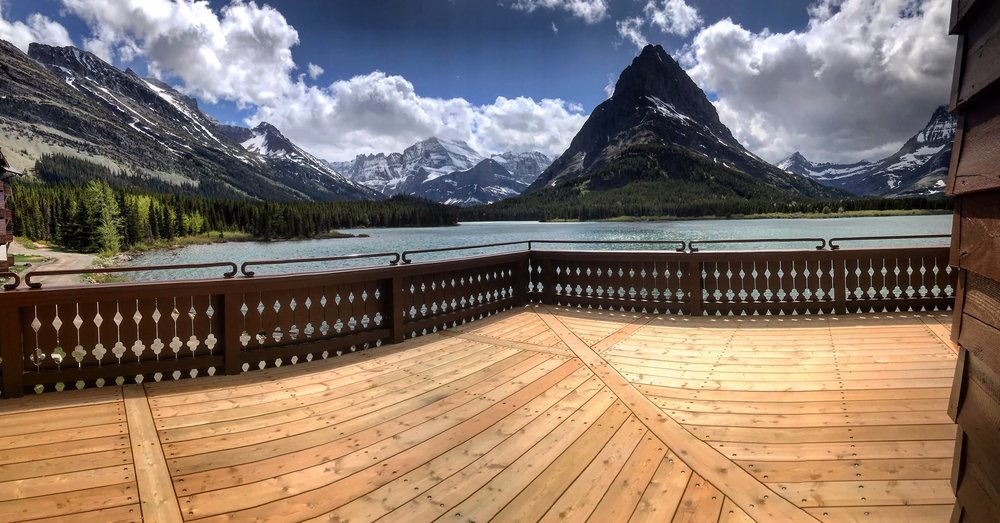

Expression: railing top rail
xmin=828 ymin=234 xmax=952 ymax=250
xmin=22 ymin=262 xmax=238 ymax=289
xmin=1 ymin=271 xmax=20 ymax=291
xmin=401 ymin=239 xmax=688 ymax=263
xmin=241 ymin=252 xmax=400 ymax=277
xmin=688 ymin=238 xmax=826 ymax=252
xmin=401 ymin=241 xmax=528 ymax=264
xmin=528 ymin=239 xmax=686 ymax=252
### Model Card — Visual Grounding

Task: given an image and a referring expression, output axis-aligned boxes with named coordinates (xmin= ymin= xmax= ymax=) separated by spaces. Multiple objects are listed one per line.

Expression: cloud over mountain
xmin=49 ymin=0 xmax=587 ymax=161
xmin=681 ymin=0 xmax=956 ymax=163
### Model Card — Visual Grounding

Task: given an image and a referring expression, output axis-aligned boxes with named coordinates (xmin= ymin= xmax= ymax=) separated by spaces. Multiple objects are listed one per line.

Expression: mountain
xmin=331 ymin=138 xmax=551 ymax=204
xmin=0 ymin=41 xmax=372 ymax=201
xmin=420 ymin=158 xmax=533 ymax=206
xmin=216 ymin=122 xmax=379 ymax=200
xmin=525 ymin=45 xmax=835 ymax=198
xmin=778 ymin=107 xmax=956 ymax=197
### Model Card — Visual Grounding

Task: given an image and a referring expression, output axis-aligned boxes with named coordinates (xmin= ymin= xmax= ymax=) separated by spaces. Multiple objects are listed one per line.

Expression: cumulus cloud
xmin=62 ymin=0 xmax=300 ymax=107
xmin=683 ymin=0 xmax=956 ymax=163
xmin=510 ymin=0 xmax=609 ymax=24
xmin=250 ymin=72 xmax=587 ymax=161
xmin=645 ymin=0 xmax=703 ymax=37
xmin=59 ymin=0 xmax=587 ymax=160
xmin=0 ymin=5 xmax=73 ymax=52
xmin=306 ymin=62 xmax=323 ymax=80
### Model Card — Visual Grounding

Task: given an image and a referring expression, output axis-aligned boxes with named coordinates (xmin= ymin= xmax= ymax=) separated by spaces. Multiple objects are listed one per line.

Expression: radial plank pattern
xmin=0 ymin=306 xmax=956 ymax=522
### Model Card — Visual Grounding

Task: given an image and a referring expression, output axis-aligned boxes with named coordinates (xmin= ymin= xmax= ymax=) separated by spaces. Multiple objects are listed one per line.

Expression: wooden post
xmin=222 ymin=291 xmax=243 ymax=375
xmin=834 ymin=255 xmax=847 ymax=315
xmin=389 ymin=275 xmax=405 ymax=344
xmin=682 ymin=260 xmax=703 ymax=316
xmin=540 ymin=258 xmax=555 ymax=305
xmin=0 ymin=303 xmax=24 ymax=398
xmin=514 ymin=254 xmax=530 ymax=306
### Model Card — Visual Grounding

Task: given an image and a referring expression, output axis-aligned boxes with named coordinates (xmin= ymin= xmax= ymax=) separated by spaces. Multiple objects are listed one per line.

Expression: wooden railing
xmin=0 ymin=244 xmax=953 ymax=398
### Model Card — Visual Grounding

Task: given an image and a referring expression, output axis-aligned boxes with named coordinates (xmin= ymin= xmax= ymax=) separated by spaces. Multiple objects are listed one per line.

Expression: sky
xmin=0 ymin=0 xmax=956 ymax=164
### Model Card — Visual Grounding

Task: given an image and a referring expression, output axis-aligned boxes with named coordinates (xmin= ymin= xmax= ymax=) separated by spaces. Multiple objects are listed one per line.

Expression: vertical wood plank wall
xmin=946 ymin=1 xmax=1000 ymax=521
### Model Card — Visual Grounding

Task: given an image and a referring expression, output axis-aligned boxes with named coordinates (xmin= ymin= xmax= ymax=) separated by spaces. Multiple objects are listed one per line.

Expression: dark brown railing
xmin=0 ymin=240 xmax=954 ymax=398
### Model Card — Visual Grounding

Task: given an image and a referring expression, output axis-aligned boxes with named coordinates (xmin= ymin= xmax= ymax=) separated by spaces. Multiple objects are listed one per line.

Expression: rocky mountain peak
xmin=611 ymin=44 xmax=726 ymax=131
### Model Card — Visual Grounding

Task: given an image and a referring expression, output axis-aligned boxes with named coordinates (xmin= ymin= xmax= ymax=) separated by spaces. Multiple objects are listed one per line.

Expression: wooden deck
xmin=0 ymin=306 xmax=959 ymax=522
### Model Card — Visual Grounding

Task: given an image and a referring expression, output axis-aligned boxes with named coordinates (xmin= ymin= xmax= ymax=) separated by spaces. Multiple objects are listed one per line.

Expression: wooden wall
xmin=946 ymin=0 xmax=1000 ymax=521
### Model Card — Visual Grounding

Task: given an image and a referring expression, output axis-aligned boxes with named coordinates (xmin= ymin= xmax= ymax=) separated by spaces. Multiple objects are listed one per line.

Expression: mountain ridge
xmin=778 ymin=106 xmax=956 ymax=197
xmin=0 ymin=40 xmax=374 ymax=201
xmin=331 ymin=137 xmax=552 ymax=205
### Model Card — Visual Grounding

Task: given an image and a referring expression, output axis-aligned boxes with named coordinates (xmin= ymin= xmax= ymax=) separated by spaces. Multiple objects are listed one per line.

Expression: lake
xmin=123 ymin=214 xmax=952 ymax=281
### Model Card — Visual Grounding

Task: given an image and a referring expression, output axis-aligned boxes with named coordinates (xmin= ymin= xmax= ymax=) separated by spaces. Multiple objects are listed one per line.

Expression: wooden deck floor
xmin=0 ymin=306 xmax=958 ymax=522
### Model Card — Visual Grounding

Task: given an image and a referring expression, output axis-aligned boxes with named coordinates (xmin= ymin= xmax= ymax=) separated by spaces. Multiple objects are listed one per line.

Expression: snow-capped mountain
xmin=217 ymin=122 xmax=379 ymax=200
xmin=524 ymin=45 xmax=835 ymax=198
xmin=421 ymin=158 xmax=535 ymax=206
xmin=331 ymin=138 xmax=551 ymax=204
xmin=778 ymin=107 xmax=956 ymax=197
xmin=0 ymin=41 xmax=372 ymax=201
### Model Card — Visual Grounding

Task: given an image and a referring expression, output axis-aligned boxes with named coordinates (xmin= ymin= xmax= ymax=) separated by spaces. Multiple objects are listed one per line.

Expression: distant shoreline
xmin=541 ymin=208 xmax=951 ymax=223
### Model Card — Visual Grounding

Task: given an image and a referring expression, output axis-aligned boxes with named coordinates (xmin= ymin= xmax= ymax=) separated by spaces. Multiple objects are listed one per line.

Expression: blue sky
xmin=1 ymin=1 xmax=956 ymax=163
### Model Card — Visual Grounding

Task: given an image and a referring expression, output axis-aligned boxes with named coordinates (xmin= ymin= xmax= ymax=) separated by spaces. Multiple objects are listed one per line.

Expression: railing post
xmin=514 ymin=254 xmax=530 ymax=306
xmin=222 ymin=290 xmax=243 ymax=375
xmin=0 ymin=303 xmax=24 ymax=398
xmin=389 ymin=275 xmax=405 ymax=344
xmin=834 ymin=254 xmax=847 ymax=315
xmin=540 ymin=258 xmax=555 ymax=305
xmin=684 ymin=260 xmax=703 ymax=316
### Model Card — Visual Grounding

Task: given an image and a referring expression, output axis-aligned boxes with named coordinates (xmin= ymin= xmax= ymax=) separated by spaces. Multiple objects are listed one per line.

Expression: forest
xmin=461 ymin=144 xmax=952 ymax=221
xmin=9 ymin=154 xmax=457 ymax=255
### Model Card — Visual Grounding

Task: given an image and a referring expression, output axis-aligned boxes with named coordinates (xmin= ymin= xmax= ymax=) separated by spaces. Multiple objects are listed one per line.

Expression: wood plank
xmin=669 ymin=472 xmax=724 ymax=523
xmin=537 ymin=418 xmax=648 ymax=522
xmin=741 ymin=458 xmax=952 ymax=483
xmin=588 ymin=430 xmax=668 ymax=523
xmin=774 ymin=479 xmax=954 ymax=507
xmin=481 ymin=401 xmax=632 ymax=522
xmin=320 ymin=370 xmax=600 ymax=522
xmin=804 ymin=505 xmax=954 ymax=523
xmin=691 ymin=424 xmax=957 ymax=444
xmin=184 ymin=359 xmax=585 ymax=521
xmin=629 ymin=451 xmax=691 ymax=523
xmin=535 ymin=306 xmax=817 ymax=523
xmin=122 ymin=384 xmax=182 ymax=523
xmin=0 ymin=483 xmax=137 ymax=521
xmin=378 ymin=384 xmax=618 ymax=521
xmin=171 ymin=353 xmax=563 ymax=488
xmin=719 ymin=497 xmax=756 ymax=523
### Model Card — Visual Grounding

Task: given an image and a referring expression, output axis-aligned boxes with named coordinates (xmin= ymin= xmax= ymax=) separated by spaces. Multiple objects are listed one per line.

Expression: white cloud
xmin=306 ymin=62 xmax=323 ymax=80
xmin=62 ymin=0 xmax=300 ymax=107
xmin=645 ymin=0 xmax=703 ymax=37
xmin=0 ymin=5 xmax=73 ymax=52
xmin=58 ymin=0 xmax=588 ymax=161
xmin=683 ymin=0 xmax=956 ymax=163
xmin=510 ymin=0 xmax=609 ymax=24
xmin=250 ymin=72 xmax=587 ymax=161
xmin=616 ymin=17 xmax=647 ymax=49
xmin=616 ymin=0 xmax=702 ymax=48
xmin=551 ymin=21 xmax=558 ymax=34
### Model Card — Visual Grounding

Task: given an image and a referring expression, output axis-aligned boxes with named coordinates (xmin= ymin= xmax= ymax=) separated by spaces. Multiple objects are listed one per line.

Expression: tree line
xmin=10 ymin=154 xmax=457 ymax=255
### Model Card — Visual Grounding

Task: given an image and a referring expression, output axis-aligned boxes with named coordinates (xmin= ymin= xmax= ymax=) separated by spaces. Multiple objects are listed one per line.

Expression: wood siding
xmin=946 ymin=0 xmax=1000 ymax=521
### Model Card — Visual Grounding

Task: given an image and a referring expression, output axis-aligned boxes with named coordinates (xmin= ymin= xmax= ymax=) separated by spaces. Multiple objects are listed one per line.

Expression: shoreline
xmin=540 ymin=208 xmax=951 ymax=223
